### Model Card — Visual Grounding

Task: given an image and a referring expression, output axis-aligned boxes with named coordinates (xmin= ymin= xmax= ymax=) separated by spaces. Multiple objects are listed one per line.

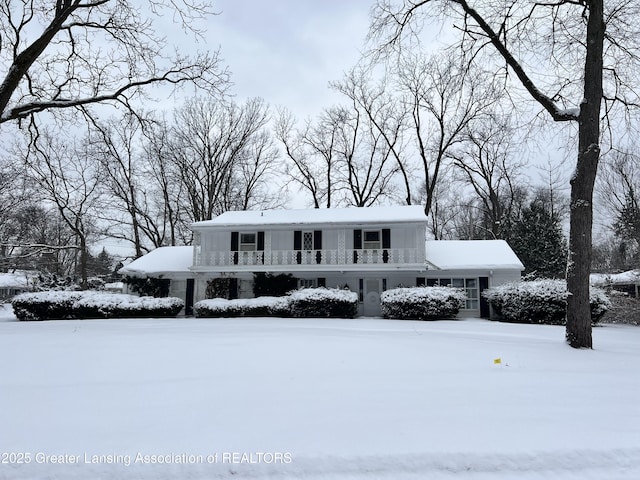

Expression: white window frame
xmin=240 ymin=232 xmax=257 ymax=251
xmin=299 ymin=279 xmax=316 ymax=289
xmin=427 ymin=277 xmax=480 ymax=311
xmin=303 ymin=231 xmax=314 ymax=251
xmin=363 ymin=230 xmax=381 ymax=250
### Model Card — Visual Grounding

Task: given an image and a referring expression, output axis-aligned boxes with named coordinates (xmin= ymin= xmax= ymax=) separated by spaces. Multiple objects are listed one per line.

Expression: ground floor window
xmin=299 ymin=279 xmax=316 ymax=289
xmin=426 ymin=278 xmax=479 ymax=310
xmin=299 ymin=278 xmax=326 ymax=289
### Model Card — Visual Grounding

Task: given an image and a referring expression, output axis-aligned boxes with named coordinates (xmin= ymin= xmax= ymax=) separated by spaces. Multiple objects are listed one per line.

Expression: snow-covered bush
xmin=483 ymin=279 xmax=610 ymax=325
xmin=12 ymin=291 xmax=183 ymax=321
xmin=381 ymin=287 xmax=466 ymax=320
xmin=12 ymin=291 xmax=83 ymax=321
xmin=194 ymin=296 xmax=290 ymax=318
xmin=73 ymin=293 xmax=184 ymax=318
xmin=288 ymin=288 xmax=358 ymax=318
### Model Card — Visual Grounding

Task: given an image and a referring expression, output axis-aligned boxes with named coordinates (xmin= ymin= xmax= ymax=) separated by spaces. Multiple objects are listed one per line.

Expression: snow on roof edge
xmin=425 ymin=240 xmax=524 ymax=271
xmin=118 ymin=246 xmax=193 ymax=277
xmin=193 ymin=205 xmax=427 ymax=228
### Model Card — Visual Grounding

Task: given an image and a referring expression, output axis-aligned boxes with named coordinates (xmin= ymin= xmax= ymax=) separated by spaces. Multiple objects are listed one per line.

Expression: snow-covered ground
xmin=0 ymin=306 xmax=639 ymax=479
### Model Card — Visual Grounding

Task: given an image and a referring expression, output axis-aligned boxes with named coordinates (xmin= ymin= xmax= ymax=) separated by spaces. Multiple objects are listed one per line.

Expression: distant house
xmin=0 ymin=272 xmax=33 ymax=300
xmin=591 ymin=270 xmax=640 ymax=298
xmin=120 ymin=206 xmax=524 ymax=317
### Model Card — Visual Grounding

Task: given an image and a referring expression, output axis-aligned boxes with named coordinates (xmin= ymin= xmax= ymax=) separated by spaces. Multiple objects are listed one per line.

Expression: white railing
xmin=195 ymin=248 xmax=421 ymax=267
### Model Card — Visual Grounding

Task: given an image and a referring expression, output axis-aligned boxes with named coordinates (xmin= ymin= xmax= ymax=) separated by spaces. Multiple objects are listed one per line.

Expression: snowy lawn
xmin=0 ymin=307 xmax=639 ymax=479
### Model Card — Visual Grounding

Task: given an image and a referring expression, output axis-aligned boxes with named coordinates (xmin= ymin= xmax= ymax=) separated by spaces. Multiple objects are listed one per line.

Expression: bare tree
xmin=423 ymin=169 xmax=463 ymax=239
xmin=0 ymin=0 xmax=228 ymax=124
xmin=451 ymin=116 xmax=523 ymax=239
xmin=88 ymin=113 xmax=184 ymax=257
xmin=275 ymin=108 xmax=341 ymax=208
xmin=331 ymin=105 xmax=402 ymax=207
xmin=369 ymin=0 xmax=640 ymax=348
xmin=169 ymin=97 xmax=280 ymax=223
xmin=22 ymin=125 xmax=104 ymax=288
xmin=597 ymin=149 xmax=640 ymax=267
xmin=143 ymin=118 xmax=189 ymax=246
xmin=397 ymin=53 xmax=501 ymax=216
xmin=332 ymin=68 xmax=413 ymax=205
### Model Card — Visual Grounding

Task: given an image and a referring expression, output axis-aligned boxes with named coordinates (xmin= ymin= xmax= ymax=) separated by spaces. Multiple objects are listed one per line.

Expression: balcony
xmin=194 ymin=248 xmax=423 ymax=270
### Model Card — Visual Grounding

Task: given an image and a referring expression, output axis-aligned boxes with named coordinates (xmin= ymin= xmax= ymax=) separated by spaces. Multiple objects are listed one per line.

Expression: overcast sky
xmin=205 ymin=1 xmax=373 ymax=118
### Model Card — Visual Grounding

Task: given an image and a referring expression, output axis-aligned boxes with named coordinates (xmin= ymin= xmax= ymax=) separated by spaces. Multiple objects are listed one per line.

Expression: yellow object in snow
xmin=494 ymin=358 xmax=502 ymax=364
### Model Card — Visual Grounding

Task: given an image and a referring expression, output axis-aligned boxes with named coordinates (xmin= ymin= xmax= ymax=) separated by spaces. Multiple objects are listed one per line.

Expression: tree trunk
xmin=79 ymin=235 xmax=89 ymax=290
xmin=566 ymin=0 xmax=604 ymax=349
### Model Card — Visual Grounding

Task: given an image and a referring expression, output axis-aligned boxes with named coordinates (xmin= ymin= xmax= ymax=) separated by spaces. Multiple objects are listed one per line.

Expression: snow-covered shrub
xmin=483 ymin=279 xmax=610 ymax=325
xmin=12 ymin=291 xmax=83 ymax=321
xmin=12 ymin=291 xmax=183 ymax=321
xmin=288 ymin=287 xmax=358 ymax=318
xmin=194 ymin=296 xmax=290 ymax=318
xmin=380 ymin=287 xmax=466 ymax=320
xmin=73 ymin=293 xmax=183 ymax=318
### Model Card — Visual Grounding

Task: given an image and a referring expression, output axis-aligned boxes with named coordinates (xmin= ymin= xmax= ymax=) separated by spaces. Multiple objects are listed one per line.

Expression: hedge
xmin=194 ymin=297 xmax=290 ymax=318
xmin=288 ymin=288 xmax=358 ymax=318
xmin=12 ymin=291 xmax=184 ymax=321
xmin=381 ymin=286 xmax=466 ymax=320
xmin=482 ymin=279 xmax=610 ymax=325
xmin=195 ymin=288 xmax=358 ymax=319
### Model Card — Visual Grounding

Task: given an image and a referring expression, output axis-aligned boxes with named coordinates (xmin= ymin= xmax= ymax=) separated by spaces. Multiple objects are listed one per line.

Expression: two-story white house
xmin=120 ymin=205 xmax=524 ymax=317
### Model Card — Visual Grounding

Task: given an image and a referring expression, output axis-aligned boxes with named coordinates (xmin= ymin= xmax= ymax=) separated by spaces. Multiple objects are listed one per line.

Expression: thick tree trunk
xmin=566 ymin=0 xmax=604 ymax=349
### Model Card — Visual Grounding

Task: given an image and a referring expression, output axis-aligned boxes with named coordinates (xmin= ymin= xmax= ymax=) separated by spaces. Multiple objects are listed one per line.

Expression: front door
xmin=185 ymin=279 xmax=195 ymax=316
xmin=363 ymin=278 xmax=382 ymax=317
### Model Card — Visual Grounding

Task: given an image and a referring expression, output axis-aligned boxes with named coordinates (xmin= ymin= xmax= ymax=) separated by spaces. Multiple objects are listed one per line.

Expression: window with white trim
xmin=426 ymin=277 xmax=479 ymax=310
xmin=363 ymin=230 xmax=381 ymax=249
xmin=299 ymin=279 xmax=316 ymax=289
xmin=303 ymin=231 xmax=314 ymax=251
xmin=240 ymin=233 xmax=257 ymax=251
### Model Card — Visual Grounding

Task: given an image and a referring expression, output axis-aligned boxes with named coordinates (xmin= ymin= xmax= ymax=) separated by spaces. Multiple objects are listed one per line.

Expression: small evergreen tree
xmin=507 ymin=199 xmax=568 ymax=278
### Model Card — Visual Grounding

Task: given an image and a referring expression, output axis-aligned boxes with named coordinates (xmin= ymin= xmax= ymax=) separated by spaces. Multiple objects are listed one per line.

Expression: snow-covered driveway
xmin=1 ymin=314 xmax=638 ymax=479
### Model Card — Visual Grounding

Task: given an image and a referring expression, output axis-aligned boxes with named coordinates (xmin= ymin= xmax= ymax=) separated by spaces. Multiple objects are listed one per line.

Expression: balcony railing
xmin=195 ymin=248 xmax=422 ymax=268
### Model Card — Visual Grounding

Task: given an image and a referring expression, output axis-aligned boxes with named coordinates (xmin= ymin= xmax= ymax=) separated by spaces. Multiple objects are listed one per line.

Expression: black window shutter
xmin=294 ymin=230 xmax=302 ymax=264
xmin=231 ymin=232 xmax=239 ymax=265
xmin=353 ymin=229 xmax=362 ymax=249
xmin=382 ymin=229 xmax=391 ymax=248
xmin=353 ymin=229 xmax=362 ymax=263
xmin=382 ymin=228 xmax=391 ymax=263
xmin=314 ymin=230 xmax=322 ymax=264
xmin=257 ymin=231 xmax=265 ymax=264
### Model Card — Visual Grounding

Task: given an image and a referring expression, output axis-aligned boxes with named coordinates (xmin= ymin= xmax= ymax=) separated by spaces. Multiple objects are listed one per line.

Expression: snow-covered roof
xmin=0 ymin=272 xmax=33 ymax=289
xmin=118 ymin=246 xmax=193 ymax=277
xmin=193 ymin=205 xmax=427 ymax=228
xmin=590 ymin=270 xmax=640 ymax=286
xmin=425 ymin=240 xmax=524 ymax=271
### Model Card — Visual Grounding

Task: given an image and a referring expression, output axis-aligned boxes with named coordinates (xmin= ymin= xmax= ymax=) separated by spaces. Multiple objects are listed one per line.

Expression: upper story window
xmin=303 ymin=231 xmax=314 ymax=251
xmin=240 ymin=233 xmax=257 ymax=251
xmin=363 ymin=230 xmax=381 ymax=249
